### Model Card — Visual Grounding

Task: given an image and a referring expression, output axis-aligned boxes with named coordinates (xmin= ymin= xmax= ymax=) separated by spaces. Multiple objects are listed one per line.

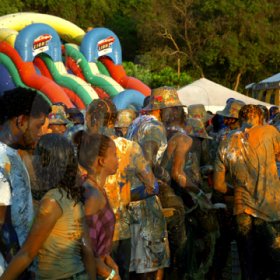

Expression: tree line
xmin=1 ymin=0 xmax=280 ymax=91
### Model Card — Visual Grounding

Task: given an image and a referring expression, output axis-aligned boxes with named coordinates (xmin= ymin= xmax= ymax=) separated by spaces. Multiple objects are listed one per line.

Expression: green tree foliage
xmin=0 ymin=0 xmax=24 ymax=15
xmin=22 ymin=0 xmax=119 ymax=30
xmin=105 ymin=13 xmax=138 ymax=61
xmin=130 ymin=0 xmax=280 ymax=90
xmin=123 ymin=61 xmax=192 ymax=88
xmin=193 ymin=0 xmax=280 ymax=90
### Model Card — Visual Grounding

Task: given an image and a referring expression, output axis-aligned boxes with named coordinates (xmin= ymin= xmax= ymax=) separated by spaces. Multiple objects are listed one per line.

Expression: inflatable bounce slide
xmin=0 ymin=12 xmax=150 ymax=110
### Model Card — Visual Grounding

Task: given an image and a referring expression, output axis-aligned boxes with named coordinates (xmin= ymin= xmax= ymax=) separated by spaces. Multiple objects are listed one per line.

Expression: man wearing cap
xmin=216 ymin=99 xmax=245 ymax=139
xmin=130 ymin=86 xmax=214 ymax=279
xmin=48 ymin=103 xmax=71 ymax=134
xmin=214 ymin=104 xmax=280 ymax=279
xmin=127 ymin=88 xmax=178 ymax=280
xmin=187 ymin=104 xmax=215 ymax=168
xmin=158 ymin=94 xmax=216 ymax=279
xmin=138 ymin=88 xmax=190 ymax=279
xmin=187 ymin=104 xmax=213 ymax=125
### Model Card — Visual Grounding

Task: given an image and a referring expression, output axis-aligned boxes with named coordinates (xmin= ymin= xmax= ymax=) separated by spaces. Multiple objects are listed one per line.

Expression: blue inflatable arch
xmin=15 ymin=23 xmax=62 ymax=62
xmin=112 ymin=90 xmax=145 ymax=111
xmin=80 ymin=27 xmax=122 ymax=65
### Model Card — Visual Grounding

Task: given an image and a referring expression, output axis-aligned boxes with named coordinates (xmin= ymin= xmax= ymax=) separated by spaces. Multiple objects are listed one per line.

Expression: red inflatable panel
xmin=99 ymin=56 xmax=151 ymax=96
xmin=65 ymin=56 xmax=85 ymax=79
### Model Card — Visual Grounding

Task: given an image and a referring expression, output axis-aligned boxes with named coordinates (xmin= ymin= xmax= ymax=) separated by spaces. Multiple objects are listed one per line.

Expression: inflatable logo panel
xmin=97 ymin=36 xmax=115 ymax=56
xmin=33 ymin=34 xmax=52 ymax=56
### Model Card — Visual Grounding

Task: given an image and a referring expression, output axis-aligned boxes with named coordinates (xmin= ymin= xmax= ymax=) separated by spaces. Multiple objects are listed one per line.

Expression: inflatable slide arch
xmin=0 ymin=41 xmax=74 ymax=107
xmin=0 ymin=12 xmax=150 ymax=110
xmin=80 ymin=27 xmax=151 ymax=96
xmin=16 ymin=23 xmax=99 ymax=106
xmin=65 ymin=43 xmax=124 ymax=97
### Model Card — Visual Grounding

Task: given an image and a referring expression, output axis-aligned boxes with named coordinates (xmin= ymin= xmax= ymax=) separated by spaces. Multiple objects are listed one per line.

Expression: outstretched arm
xmin=0 ymin=198 xmax=62 ymax=280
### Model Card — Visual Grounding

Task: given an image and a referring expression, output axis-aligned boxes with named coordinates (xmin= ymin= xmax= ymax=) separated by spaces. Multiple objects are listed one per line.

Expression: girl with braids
xmin=0 ymin=134 xmax=96 ymax=280
xmin=75 ymin=132 xmax=120 ymax=280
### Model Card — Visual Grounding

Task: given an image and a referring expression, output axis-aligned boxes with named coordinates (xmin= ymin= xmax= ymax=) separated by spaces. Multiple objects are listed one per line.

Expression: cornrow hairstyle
xmin=86 ymin=98 xmax=117 ymax=128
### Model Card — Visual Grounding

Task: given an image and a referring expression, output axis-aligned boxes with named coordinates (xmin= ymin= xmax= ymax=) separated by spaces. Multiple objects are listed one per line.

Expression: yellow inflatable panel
xmin=0 ymin=28 xmax=18 ymax=46
xmin=0 ymin=13 xmax=85 ymax=44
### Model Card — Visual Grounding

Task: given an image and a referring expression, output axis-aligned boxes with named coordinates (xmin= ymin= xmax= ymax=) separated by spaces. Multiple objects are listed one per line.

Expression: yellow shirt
xmin=37 ymin=188 xmax=85 ymax=279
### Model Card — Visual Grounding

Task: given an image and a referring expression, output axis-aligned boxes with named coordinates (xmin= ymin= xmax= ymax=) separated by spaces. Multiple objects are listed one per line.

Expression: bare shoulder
xmin=83 ymin=182 xmax=105 ymax=215
xmin=169 ymin=132 xmax=193 ymax=148
xmin=170 ymin=132 xmax=192 ymax=142
xmin=251 ymin=124 xmax=280 ymax=138
xmin=39 ymin=196 xmax=63 ymax=217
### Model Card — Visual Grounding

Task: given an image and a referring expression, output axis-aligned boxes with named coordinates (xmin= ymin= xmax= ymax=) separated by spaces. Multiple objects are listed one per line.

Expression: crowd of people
xmin=0 ymin=86 xmax=280 ymax=280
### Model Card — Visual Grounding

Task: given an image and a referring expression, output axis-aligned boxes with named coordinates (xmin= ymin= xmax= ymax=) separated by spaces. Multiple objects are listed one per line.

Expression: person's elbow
xmin=213 ymin=172 xmax=227 ymax=193
xmin=213 ymin=182 xmax=227 ymax=194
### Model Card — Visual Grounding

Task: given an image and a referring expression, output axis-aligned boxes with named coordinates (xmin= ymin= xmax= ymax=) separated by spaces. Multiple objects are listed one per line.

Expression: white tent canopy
xmin=178 ymin=78 xmax=272 ymax=113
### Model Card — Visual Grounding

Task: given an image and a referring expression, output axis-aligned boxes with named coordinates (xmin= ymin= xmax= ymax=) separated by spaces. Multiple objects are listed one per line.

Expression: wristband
xmin=105 ymin=269 xmax=116 ymax=280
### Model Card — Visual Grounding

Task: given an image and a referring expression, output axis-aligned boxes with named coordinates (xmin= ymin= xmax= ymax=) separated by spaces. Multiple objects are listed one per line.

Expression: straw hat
xmin=185 ymin=118 xmax=212 ymax=139
xmin=216 ymin=99 xmax=245 ymax=119
xmin=115 ymin=109 xmax=137 ymax=128
xmin=143 ymin=86 xmax=185 ymax=111
xmin=188 ymin=104 xmax=213 ymax=123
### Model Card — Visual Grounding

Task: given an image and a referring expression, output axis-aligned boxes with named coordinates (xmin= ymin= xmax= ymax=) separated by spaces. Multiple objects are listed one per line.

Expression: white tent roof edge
xmin=178 ymin=78 xmax=272 ymax=113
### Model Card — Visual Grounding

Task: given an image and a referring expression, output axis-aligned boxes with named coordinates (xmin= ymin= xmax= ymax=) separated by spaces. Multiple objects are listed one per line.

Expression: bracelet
xmin=105 ymin=269 xmax=116 ymax=280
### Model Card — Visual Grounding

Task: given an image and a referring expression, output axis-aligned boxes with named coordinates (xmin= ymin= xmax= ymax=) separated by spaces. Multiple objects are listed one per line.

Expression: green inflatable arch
xmin=39 ymin=53 xmax=94 ymax=105
xmin=65 ymin=44 xmax=122 ymax=97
